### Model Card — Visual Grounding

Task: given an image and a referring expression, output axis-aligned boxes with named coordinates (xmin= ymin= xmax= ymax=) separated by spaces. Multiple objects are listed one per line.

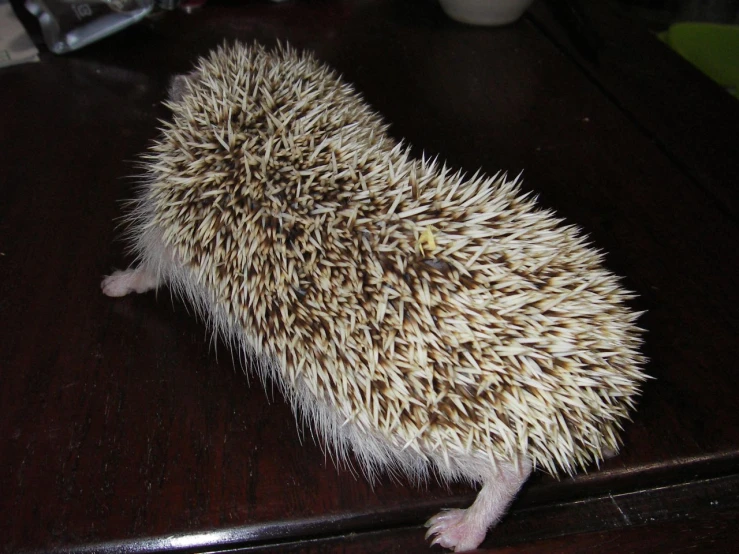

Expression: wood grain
xmin=529 ymin=0 xmax=739 ymax=218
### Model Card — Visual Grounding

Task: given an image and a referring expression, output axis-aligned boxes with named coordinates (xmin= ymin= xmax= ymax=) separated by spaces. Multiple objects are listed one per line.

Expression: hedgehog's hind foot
xmin=425 ymin=458 xmax=532 ymax=552
xmin=101 ymin=267 xmax=159 ymax=297
xmin=425 ymin=508 xmax=487 ymax=551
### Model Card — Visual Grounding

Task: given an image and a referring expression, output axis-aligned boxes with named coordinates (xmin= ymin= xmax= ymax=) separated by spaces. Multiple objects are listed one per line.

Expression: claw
xmin=425 ymin=508 xmax=452 ymax=528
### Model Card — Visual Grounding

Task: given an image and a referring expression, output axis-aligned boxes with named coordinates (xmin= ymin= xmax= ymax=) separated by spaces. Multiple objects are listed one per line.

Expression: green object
xmin=659 ymin=22 xmax=739 ymax=98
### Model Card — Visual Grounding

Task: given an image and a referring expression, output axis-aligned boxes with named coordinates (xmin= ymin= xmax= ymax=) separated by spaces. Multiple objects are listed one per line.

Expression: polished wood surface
xmin=2 ymin=1 xmax=737 ymax=552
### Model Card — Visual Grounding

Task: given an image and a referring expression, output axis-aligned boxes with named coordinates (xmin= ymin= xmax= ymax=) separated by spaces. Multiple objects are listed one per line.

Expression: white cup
xmin=438 ymin=0 xmax=536 ymax=26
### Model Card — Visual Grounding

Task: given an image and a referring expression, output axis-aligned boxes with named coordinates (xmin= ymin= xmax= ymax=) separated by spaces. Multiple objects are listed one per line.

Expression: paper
xmin=0 ymin=0 xmax=39 ymax=67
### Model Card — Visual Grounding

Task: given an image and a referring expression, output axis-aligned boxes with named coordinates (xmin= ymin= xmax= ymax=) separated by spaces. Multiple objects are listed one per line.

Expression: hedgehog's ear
xmin=167 ymin=69 xmax=201 ymax=104
xmin=167 ymin=74 xmax=191 ymax=103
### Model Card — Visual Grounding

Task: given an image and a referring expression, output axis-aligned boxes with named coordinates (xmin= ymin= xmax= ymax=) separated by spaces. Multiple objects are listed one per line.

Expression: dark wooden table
xmin=2 ymin=1 xmax=738 ymax=552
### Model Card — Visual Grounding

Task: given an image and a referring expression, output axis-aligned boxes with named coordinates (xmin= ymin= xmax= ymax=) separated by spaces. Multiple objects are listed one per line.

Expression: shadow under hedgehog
xmin=102 ymin=42 xmax=647 ymax=552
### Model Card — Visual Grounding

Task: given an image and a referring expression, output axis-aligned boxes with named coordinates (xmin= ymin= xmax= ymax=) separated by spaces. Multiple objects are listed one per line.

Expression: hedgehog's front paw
xmin=102 ymin=271 xmax=133 ymax=297
xmin=425 ymin=508 xmax=487 ymax=552
xmin=101 ymin=268 xmax=157 ymax=297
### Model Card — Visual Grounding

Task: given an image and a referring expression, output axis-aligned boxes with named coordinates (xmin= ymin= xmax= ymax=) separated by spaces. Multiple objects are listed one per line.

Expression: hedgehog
xmin=101 ymin=42 xmax=646 ymax=552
